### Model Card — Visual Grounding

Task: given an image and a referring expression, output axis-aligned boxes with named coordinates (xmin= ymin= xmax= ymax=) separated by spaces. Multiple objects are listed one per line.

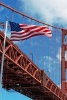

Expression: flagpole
xmin=0 ymin=18 xmax=8 ymax=89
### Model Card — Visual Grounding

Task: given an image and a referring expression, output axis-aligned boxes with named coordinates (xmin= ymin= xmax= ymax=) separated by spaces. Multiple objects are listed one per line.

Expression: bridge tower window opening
xmin=65 ymin=51 xmax=67 ymax=82
xmin=65 ymin=35 xmax=67 ymax=44
xmin=65 ymin=51 xmax=67 ymax=61
xmin=66 ymin=69 xmax=67 ymax=82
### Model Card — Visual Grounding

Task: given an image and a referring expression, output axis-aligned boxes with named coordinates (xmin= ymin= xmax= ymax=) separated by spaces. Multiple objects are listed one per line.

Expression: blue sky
xmin=0 ymin=0 xmax=67 ymax=100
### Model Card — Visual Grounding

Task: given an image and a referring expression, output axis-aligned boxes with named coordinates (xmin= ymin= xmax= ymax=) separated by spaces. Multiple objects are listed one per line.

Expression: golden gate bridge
xmin=0 ymin=2 xmax=67 ymax=100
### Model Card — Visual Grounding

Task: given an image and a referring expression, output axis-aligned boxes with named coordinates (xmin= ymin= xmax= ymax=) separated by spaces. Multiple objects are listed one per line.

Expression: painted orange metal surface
xmin=0 ymin=31 xmax=66 ymax=100
xmin=61 ymin=29 xmax=67 ymax=96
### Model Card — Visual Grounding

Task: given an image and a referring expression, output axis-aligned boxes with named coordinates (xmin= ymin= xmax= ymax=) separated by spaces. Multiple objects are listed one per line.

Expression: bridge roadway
xmin=0 ymin=31 xmax=66 ymax=100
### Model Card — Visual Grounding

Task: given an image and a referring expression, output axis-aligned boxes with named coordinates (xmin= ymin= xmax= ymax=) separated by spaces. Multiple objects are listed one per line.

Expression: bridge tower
xmin=61 ymin=29 xmax=67 ymax=95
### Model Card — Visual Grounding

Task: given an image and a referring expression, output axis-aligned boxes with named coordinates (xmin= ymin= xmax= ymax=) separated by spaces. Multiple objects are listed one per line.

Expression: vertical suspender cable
xmin=22 ymin=15 xmax=24 ymax=23
xmin=42 ymin=25 xmax=45 ymax=71
xmin=12 ymin=10 xmax=14 ymax=21
xmin=29 ymin=19 xmax=33 ymax=62
xmin=48 ymin=33 xmax=50 ymax=78
xmin=37 ymin=22 xmax=39 ymax=67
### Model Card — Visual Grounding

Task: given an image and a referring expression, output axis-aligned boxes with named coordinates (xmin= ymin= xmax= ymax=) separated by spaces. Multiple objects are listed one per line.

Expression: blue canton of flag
xmin=9 ymin=21 xmax=22 ymax=32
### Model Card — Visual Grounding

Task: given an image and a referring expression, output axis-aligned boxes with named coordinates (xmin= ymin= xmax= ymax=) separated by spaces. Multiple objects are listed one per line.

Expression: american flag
xmin=9 ymin=21 xmax=52 ymax=41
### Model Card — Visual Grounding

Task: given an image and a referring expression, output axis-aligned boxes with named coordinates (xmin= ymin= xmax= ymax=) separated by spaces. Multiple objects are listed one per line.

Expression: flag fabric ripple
xmin=9 ymin=21 xmax=52 ymax=41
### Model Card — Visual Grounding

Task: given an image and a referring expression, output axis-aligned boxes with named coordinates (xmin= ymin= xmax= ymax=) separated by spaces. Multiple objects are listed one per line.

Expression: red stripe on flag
xmin=10 ymin=23 xmax=52 ymax=41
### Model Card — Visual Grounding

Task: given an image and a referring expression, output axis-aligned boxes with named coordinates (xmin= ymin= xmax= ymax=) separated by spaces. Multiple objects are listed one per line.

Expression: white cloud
xmin=7 ymin=31 xmax=11 ymax=38
xmin=56 ymin=47 xmax=61 ymax=63
xmin=19 ymin=0 xmax=67 ymax=27
xmin=56 ymin=47 xmax=67 ymax=62
xmin=43 ymin=56 xmax=55 ymax=72
xmin=58 ymin=83 xmax=61 ymax=89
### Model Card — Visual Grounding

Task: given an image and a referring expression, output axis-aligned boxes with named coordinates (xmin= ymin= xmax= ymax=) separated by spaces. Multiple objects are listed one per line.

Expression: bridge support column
xmin=41 ymin=70 xmax=46 ymax=87
xmin=61 ymin=29 xmax=67 ymax=95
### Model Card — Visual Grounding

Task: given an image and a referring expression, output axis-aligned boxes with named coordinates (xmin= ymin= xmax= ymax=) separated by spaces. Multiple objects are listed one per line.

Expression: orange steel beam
xmin=61 ymin=29 xmax=67 ymax=97
xmin=0 ymin=31 xmax=41 ymax=84
xmin=0 ymin=31 xmax=66 ymax=100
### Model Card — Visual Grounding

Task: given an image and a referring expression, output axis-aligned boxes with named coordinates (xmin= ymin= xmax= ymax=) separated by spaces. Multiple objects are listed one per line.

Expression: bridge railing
xmin=42 ymin=71 xmax=66 ymax=100
xmin=0 ymin=30 xmax=42 ymax=83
